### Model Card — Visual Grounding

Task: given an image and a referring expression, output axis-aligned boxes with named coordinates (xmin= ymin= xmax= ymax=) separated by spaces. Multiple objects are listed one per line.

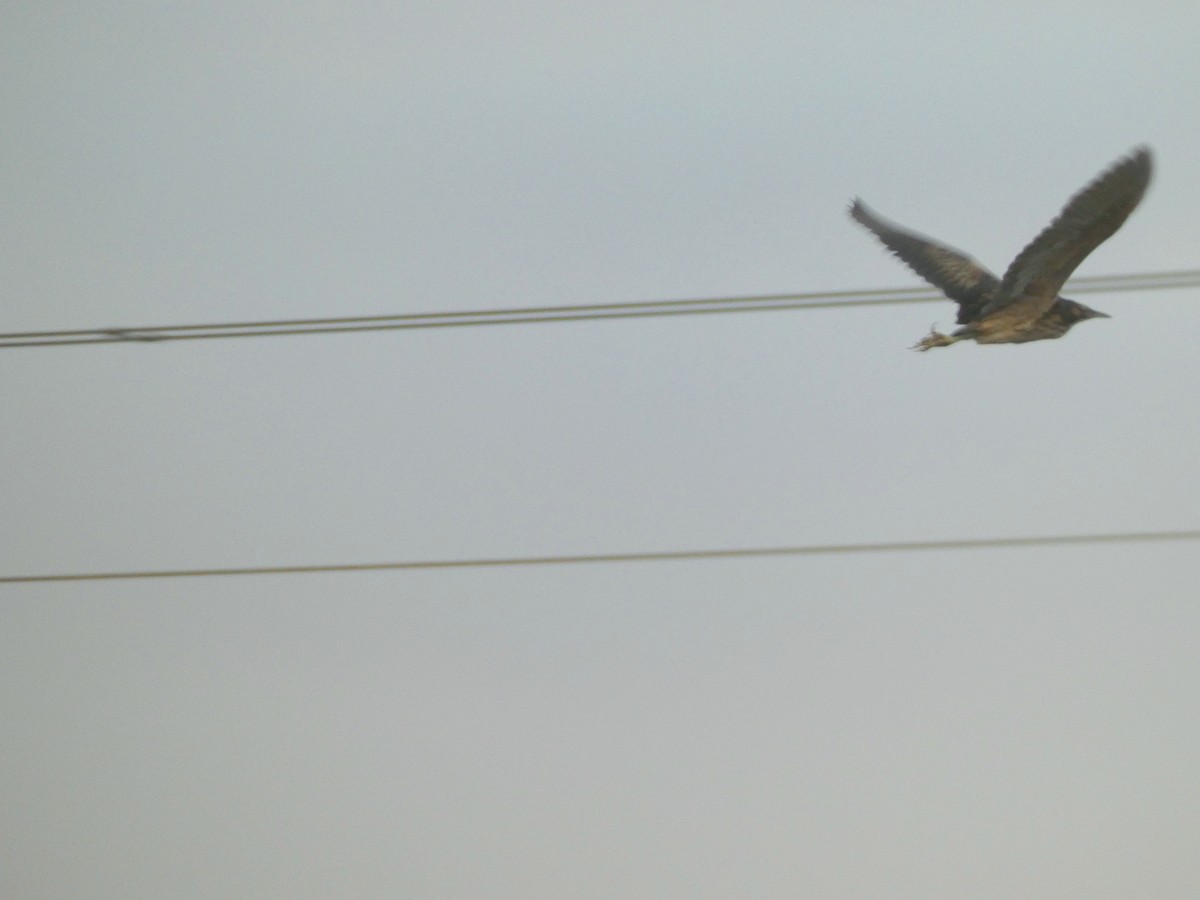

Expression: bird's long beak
xmin=1092 ymin=311 xmax=1112 ymax=319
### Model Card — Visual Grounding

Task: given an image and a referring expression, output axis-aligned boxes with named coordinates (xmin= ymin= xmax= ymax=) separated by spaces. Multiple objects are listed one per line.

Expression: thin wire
xmin=4 ymin=529 xmax=1198 ymax=584
xmin=2 ymin=268 xmax=1197 ymax=348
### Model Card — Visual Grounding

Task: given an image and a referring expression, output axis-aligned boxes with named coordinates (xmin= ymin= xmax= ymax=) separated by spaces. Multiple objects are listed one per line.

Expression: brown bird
xmin=849 ymin=147 xmax=1152 ymax=350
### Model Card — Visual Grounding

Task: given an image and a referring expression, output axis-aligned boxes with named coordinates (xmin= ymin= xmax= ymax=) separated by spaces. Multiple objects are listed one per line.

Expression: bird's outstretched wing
xmin=983 ymin=147 xmax=1152 ymax=318
xmin=848 ymin=199 xmax=999 ymax=324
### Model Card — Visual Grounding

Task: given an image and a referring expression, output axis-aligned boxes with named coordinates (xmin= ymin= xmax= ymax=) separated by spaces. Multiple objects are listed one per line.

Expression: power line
xmin=3 ymin=268 xmax=1197 ymax=349
xmin=4 ymin=528 xmax=1198 ymax=584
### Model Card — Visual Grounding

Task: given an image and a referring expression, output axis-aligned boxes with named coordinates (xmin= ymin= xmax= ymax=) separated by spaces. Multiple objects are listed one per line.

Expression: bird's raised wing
xmin=983 ymin=147 xmax=1152 ymax=318
xmin=849 ymin=199 xmax=999 ymax=323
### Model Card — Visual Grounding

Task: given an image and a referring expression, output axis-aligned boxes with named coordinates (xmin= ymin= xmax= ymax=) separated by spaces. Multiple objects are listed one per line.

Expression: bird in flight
xmin=849 ymin=147 xmax=1152 ymax=350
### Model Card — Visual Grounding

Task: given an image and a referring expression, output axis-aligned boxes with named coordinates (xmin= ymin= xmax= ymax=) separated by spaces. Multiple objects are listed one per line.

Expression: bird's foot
xmin=911 ymin=325 xmax=954 ymax=352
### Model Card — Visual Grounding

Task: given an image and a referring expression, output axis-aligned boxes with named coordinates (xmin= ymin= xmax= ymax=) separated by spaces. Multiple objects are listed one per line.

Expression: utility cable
xmin=2 ymin=268 xmax=1197 ymax=349
xmin=4 ymin=528 xmax=1199 ymax=584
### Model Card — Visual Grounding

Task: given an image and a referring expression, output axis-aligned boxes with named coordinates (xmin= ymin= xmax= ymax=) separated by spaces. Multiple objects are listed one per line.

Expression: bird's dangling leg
xmin=911 ymin=324 xmax=961 ymax=352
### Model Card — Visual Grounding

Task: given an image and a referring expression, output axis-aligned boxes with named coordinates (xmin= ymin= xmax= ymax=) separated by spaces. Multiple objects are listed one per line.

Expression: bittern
xmin=849 ymin=147 xmax=1152 ymax=350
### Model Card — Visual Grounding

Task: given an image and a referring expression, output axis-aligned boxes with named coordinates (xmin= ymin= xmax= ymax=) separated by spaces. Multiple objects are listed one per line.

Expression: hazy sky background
xmin=4 ymin=2 xmax=1200 ymax=897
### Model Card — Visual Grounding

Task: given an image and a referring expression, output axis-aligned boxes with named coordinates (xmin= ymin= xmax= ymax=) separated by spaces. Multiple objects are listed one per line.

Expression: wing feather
xmin=848 ymin=199 xmax=999 ymax=324
xmin=983 ymin=147 xmax=1152 ymax=318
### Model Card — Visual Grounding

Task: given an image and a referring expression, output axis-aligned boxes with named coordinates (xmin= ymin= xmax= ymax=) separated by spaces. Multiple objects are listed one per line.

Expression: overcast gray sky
xmin=4 ymin=2 xmax=1200 ymax=897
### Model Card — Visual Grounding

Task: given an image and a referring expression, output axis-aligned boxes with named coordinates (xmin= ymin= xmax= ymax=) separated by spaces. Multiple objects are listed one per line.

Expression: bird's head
xmin=1061 ymin=299 xmax=1111 ymax=324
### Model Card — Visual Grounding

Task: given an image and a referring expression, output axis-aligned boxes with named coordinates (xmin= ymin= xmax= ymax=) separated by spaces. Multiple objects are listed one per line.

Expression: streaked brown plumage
xmin=849 ymin=147 xmax=1152 ymax=350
